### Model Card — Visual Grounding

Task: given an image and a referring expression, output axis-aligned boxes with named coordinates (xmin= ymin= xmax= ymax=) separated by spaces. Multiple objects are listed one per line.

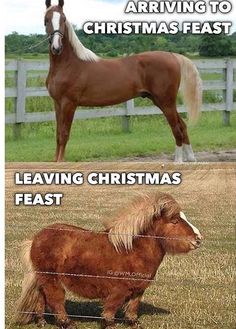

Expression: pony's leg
xmin=178 ymin=116 xmax=196 ymax=162
xmin=40 ymin=279 xmax=73 ymax=329
xmin=57 ymin=99 xmax=76 ymax=162
xmin=34 ymin=292 xmax=47 ymax=328
xmin=102 ymin=290 xmax=129 ymax=328
xmin=124 ymin=293 xmax=144 ymax=328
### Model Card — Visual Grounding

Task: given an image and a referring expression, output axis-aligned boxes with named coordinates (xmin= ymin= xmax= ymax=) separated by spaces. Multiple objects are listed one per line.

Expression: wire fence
xmin=5 ymin=223 xmax=236 ymax=247
xmin=6 ymin=222 xmax=235 ymax=328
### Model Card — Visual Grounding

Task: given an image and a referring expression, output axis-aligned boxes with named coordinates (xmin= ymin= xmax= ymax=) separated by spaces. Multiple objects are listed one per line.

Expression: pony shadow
xmin=45 ymin=300 xmax=170 ymax=325
xmin=46 ymin=300 xmax=170 ymax=324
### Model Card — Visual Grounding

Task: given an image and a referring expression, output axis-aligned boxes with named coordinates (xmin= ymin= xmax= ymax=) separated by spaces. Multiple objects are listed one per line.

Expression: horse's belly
xmin=76 ymin=78 xmax=140 ymax=107
xmin=78 ymin=93 xmax=133 ymax=107
xmin=62 ymin=277 xmax=108 ymax=300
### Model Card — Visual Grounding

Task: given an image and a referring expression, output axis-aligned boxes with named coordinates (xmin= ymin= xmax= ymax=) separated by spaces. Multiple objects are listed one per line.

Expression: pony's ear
xmin=156 ymin=201 xmax=171 ymax=219
xmin=58 ymin=0 xmax=64 ymax=7
xmin=45 ymin=0 xmax=51 ymax=8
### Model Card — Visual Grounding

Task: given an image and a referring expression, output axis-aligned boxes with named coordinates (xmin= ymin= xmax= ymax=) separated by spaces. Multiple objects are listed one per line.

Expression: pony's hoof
xmin=36 ymin=319 xmax=47 ymax=328
xmin=57 ymin=319 xmax=75 ymax=329
xmin=101 ymin=320 xmax=115 ymax=329
xmin=131 ymin=324 xmax=143 ymax=329
xmin=126 ymin=320 xmax=143 ymax=328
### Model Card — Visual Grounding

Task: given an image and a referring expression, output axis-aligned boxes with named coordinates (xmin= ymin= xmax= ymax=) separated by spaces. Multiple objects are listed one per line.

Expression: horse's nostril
xmin=52 ymin=46 xmax=61 ymax=55
xmin=196 ymin=239 xmax=201 ymax=247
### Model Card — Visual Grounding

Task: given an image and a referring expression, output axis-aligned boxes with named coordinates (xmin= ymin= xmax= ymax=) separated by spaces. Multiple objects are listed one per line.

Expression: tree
xmin=199 ymin=33 xmax=233 ymax=57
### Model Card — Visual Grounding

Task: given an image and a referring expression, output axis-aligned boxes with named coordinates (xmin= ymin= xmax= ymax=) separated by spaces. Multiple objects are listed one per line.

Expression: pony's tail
xmin=15 ymin=240 xmax=40 ymax=325
xmin=174 ymin=54 xmax=202 ymax=124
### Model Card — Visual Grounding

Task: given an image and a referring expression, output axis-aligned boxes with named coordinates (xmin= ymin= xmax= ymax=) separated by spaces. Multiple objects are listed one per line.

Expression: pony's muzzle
xmin=192 ymin=234 xmax=203 ymax=249
xmin=195 ymin=238 xmax=202 ymax=248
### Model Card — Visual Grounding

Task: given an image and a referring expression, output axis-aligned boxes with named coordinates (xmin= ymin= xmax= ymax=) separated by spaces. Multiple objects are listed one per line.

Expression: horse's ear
xmin=155 ymin=201 xmax=171 ymax=219
xmin=45 ymin=0 xmax=51 ymax=8
xmin=58 ymin=0 xmax=64 ymax=7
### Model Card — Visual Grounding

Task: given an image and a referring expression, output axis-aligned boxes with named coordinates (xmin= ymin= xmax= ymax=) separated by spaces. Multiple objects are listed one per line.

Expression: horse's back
xmin=30 ymin=224 xmax=91 ymax=269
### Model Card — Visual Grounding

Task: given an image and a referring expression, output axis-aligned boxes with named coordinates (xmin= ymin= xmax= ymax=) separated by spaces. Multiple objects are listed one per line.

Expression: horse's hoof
xmin=131 ymin=323 xmax=143 ymax=329
xmin=130 ymin=322 xmax=143 ymax=329
xmin=126 ymin=320 xmax=143 ymax=329
xmin=101 ymin=320 xmax=115 ymax=329
xmin=57 ymin=319 xmax=75 ymax=329
xmin=35 ymin=316 xmax=47 ymax=328
xmin=36 ymin=319 xmax=47 ymax=328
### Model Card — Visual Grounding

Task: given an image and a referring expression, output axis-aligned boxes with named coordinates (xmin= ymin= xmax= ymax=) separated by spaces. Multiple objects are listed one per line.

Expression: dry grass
xmin=5 ymin=162 xmax=236 ymax=329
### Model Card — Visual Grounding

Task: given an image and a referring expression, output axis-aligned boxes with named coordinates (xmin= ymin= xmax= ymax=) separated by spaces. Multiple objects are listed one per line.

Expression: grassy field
xmin=5 ymin=163 xmax=236 ymax=329
xmin=5 ymin=111 xmax=236 ymax=162
xmin=5 ymin=59 xmax=236 ymax=162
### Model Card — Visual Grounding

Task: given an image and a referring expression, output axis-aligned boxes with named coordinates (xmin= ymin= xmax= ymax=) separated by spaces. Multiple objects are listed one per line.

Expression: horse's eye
xmin=171 ymin=218 xmax=179 ymax=224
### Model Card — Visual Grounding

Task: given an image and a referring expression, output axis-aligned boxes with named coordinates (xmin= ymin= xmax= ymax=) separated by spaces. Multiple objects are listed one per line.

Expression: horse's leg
xmin=34 ymin=291 xmax=47 ymax=328
xmin=154 ymin=100 xmax=184 ymax=163
xmin=178 ymin=116 xmax=196 ymax=162
xmin=40 ymin=279 xmax=73 ymax=329
xmin=102 ymin=290 xmax=129 ymax=328
xmin=151 ymin=93 xmax=196 ymax=162
xmin=54 ymin=101 xmax=61 ymax=162
xmin=124 ymin=293 xmax=144 ymax=328
xmin=57 ymin=98 xmax=76 ymax=162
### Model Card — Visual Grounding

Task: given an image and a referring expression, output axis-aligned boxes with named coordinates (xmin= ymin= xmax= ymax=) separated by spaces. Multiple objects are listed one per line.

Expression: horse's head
xmin=154 ymin=205 xmax=203 ymax=254
xmin=45 ymin=0 xmax=66 ymax=55
xmin=106 ymin=193 xmax=202 ymax=254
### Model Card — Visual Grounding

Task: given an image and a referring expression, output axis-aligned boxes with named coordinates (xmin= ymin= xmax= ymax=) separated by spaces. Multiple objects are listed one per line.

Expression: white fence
xmin=5 ymin=58 xmax=236 ymax=135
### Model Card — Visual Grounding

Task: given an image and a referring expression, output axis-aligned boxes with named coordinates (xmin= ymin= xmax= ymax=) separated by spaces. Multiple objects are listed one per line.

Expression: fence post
xmin=223 ymin=59 xmax=233 ymax=126
xmin=14 ymin=60 xmax=27 ymax=139
xmin=122 ymin=99 xmax=134 ymax=132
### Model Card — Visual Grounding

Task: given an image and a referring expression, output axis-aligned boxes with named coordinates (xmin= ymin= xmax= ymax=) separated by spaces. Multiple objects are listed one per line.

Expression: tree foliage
xmin=5 ymin=29 xmax=236 ymax=58
xmin=199 ymin=34 xmax=234 ymax=57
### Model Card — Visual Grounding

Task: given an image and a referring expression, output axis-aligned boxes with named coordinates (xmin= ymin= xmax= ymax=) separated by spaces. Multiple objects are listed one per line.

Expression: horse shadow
xmin=45 ymin=300 xmax=170 ymax=325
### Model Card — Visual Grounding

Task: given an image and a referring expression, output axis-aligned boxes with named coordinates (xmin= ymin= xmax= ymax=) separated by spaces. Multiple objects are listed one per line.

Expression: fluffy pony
xmin=104 ymin=193 xmax=181 ymax=252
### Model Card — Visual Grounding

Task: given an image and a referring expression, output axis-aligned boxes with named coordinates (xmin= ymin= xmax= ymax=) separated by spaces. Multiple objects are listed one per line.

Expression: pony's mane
xmin=65 ymin=20 xmax=99 ymax=62
xmin=104 ymin=192 xmax=181 ymax=253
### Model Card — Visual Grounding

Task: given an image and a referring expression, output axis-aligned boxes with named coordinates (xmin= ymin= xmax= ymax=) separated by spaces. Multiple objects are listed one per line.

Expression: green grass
xmin=5 ymin=111 xmax=236 ymax=162
xmin=5 ymin=57 xmax=236 ymax=162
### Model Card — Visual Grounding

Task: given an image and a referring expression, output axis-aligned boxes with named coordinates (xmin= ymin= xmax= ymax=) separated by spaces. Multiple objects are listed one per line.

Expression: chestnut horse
xmin=16 ymin=192 xmax=202 ymax=329
xmin=44 ymin=0 xmax=202 ymax=163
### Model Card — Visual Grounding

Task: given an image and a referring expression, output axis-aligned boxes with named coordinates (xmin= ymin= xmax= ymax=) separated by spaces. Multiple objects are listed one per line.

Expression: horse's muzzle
xmin=191 ymin=236 xmax=202 ymax=249
xmin=51 ymin=45 xmax=63 ymax=55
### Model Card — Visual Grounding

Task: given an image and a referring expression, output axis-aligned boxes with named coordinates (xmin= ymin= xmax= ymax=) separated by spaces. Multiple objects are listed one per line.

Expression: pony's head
xmin=105 ymin=193 xmax=202 ymax=254
xmin=154 ymin=205 xmax=203 ymax=254
xmin=44 ymin=0 xmax=66 ymax=55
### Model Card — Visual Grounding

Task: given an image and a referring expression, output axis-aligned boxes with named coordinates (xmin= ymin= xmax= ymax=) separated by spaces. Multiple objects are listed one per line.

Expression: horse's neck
xmin=130 ymin=226 xmax=166 ymax=271
xmin=49 ymin=30 xmax=82 ymax=67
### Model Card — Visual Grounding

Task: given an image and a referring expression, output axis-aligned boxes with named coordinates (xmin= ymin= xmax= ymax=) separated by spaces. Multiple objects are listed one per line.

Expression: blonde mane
xmin=104 ymin=192 xmax=181 ymax=253
xmin=65 ymin=20 xmax=99 ymax=62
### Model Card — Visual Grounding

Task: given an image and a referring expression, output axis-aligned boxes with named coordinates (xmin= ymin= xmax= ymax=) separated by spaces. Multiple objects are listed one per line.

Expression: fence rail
xmin=5 ymin=59 xmax=236 ymax=133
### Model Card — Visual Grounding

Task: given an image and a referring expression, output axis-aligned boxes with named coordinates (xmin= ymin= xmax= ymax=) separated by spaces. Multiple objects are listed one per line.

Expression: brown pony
xmin=44 ymin=0 xmax=202 ymax=163
xmin=16 ymin=192 xmax=202 ymax=329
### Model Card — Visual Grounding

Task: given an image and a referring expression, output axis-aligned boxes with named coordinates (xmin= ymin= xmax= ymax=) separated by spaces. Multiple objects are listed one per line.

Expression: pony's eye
xmin=171 ymin=218 xmax=179 ymax=224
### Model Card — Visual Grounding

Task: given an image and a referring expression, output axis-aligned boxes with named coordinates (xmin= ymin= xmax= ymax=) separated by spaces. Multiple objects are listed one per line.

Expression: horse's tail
xmin=174 ymin=53 xmax=202 ymax=124
xmin=15 ymin=240 xmax=40 ymax=324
